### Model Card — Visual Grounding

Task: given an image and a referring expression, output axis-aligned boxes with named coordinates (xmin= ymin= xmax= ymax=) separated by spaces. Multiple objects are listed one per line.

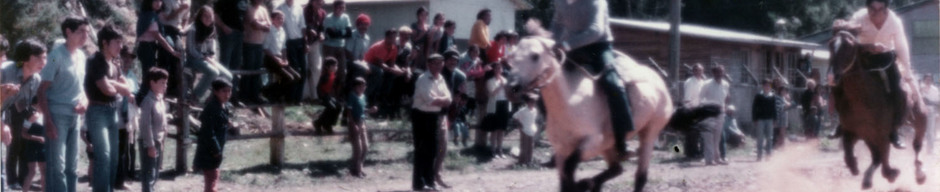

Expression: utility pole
xmin=669 ymin=0 xmax=682 ymax=98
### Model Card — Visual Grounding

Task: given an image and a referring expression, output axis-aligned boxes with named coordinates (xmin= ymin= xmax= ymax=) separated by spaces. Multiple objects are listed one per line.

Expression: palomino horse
xmin=828 ymin=30 xmax=928 ymax=189
xmin=505 ymin=26 xmax=673 ymax=192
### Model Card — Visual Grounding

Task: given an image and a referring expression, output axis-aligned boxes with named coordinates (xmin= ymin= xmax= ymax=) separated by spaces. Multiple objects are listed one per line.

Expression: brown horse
xmin=828 ymin=30 xmax=928 ymax=189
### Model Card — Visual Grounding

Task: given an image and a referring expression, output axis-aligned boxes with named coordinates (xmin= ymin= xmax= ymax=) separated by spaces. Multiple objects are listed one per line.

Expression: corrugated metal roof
xmin=611 ymin=18 xmax=821 ymax=49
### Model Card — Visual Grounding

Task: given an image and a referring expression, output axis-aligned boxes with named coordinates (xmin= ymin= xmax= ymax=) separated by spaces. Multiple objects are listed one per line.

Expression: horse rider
xmin=551 ymin=0 xmax=633 ymax=158
xmin=832 ymin=0 xmax=915 ymax=149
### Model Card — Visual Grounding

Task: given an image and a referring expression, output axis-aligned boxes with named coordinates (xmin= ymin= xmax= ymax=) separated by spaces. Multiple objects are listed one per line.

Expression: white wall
xmin=430 ymin=0 xmax=518 ymax=40
xmin=301 ymin=0 xmax=518 ymax=46
xmin=344 ymin=1 xmax=429 ymax=45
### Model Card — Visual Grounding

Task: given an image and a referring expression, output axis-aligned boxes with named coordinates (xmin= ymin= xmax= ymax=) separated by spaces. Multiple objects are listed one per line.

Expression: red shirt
xmin=486 ymin=41 xmax=504 ymax=64
xmin=319 ymin=72 xmax=336 ymax=95
xmin=364 ymin=40 xmax=398 ymax=67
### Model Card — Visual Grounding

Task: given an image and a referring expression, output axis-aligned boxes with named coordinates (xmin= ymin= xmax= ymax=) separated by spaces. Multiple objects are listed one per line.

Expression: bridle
xmin=830 ymin=30 xmax=860 ymax=86
xmin=829 ymin=30 xmax=896 ymax=92
xmin=516 ymin=38 xmax=605 ymax=95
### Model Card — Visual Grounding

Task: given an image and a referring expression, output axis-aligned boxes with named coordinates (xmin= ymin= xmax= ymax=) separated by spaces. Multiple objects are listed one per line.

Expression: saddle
xmin=562 ymin=51 xmax=642 ymax=85
xmin=860 ymin=51 xmax=898 ymax=94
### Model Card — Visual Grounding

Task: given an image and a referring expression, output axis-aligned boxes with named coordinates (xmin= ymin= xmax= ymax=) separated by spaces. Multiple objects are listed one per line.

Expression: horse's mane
xmin=524 ymin=19 xmax=552 ymax=39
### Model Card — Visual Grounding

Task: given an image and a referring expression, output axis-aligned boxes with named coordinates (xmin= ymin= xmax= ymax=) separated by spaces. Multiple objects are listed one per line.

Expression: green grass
xmin=154 ymin=123 xmax=529 ymax=187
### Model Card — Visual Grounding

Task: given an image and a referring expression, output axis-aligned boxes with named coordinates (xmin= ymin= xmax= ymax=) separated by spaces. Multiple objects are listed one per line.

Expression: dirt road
xmin=72 ymin=137 xmax=938 ymax=192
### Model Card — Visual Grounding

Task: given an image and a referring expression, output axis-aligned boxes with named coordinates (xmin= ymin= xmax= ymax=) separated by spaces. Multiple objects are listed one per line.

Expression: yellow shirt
xmin=469 ymin=20 xmax=491 ymax=49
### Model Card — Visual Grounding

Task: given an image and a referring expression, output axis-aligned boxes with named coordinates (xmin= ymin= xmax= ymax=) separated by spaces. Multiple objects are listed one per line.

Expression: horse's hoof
xmin=849 ymin=167 xmax=860 ymax=176
xmin=862 ymin=181 xmax=873 ymax=190
xmin=577 ymin=179 xmax=595 ymax=192
xmin=884 ymin=168 xmax=900 ymax=183
xmin=916 ymin=169 xmax=927 ymax=184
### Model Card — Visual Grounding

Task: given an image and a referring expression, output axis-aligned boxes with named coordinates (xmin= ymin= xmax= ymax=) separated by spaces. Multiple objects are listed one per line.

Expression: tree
xmin=0 ymin=0 xmax=72 ymax=45
xmin=0 ymin=0 xmax=139 ymax=50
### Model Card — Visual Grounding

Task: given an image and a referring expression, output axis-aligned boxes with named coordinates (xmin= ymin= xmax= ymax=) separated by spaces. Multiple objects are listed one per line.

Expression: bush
xmin=0 ymin=0 xmax=138 ymax=49
xmin=0 ymin=0 xmax=72 ymax=46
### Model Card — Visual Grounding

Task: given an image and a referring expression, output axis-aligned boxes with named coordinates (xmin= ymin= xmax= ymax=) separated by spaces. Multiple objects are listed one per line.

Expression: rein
xmin=564 ymin=58 xmax=606 ymax=82
xmin=831 ymin=31 xmax=897 ymax=93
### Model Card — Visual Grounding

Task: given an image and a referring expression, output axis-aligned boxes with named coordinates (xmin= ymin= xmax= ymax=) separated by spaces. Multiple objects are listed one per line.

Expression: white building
xmin=322 ymin=0 xmax=532 ymax=46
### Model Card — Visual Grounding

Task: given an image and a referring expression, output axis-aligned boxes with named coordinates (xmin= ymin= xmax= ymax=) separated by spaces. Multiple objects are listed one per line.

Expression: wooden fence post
xmin=271 ymin=106 xmax=286 ymax=167
xmin=176 ymin=51 xmax=191 ymax=174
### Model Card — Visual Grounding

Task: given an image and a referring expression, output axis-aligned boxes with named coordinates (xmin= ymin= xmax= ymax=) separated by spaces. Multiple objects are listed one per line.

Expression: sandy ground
xmin=21 ymin=107 xmax=937 ymax=192
xmin=55 ymin=138 xmax=939 ymax=192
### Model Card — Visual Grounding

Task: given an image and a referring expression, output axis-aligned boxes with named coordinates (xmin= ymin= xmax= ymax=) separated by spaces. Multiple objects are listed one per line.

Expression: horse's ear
xmin=534 ymin=38 xmax=565 ymax=64
xmin=525 ymin=19 xmax=551 ymax=38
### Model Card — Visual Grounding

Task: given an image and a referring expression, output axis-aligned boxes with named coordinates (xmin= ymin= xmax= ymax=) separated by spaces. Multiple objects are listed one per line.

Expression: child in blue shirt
xmin=347 ymin=77 xmax=376 ymax=177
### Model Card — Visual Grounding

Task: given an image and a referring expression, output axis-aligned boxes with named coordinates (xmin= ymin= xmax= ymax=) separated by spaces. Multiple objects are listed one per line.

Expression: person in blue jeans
xmin=752 ymin=79 xmax=777 ymax=161
xmin=213 ymin=0 xmax=246 ymax=70
xmin=84 ymin=25 xmax=134 ymax=192
xmin=450 ymin=93 xmax=470 ymax=147
xmin=2 ymin=38 xmax=47 ymax=191
xmin=188 ymin=6 xmax=233 ymax=103
xmin=138 ymin=68 xmax=169 ymax=192
xmin=38 ymin=16 xmax=90 ymax=192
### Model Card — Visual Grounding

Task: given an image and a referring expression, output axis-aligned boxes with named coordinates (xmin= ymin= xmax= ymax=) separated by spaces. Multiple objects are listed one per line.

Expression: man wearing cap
xmin=410 ymin=54 xmax=451 ymax=191
xmin=340 ymin=13 xmax=371 ymax=97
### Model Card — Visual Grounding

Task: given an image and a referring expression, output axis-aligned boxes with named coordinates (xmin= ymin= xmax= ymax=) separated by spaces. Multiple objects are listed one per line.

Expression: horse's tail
xmin=666 ymin=104 xmax=723 ymax=132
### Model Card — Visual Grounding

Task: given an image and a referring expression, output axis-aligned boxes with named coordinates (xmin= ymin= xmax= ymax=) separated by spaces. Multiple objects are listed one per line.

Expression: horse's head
xmin=505 ymin=20 xmax=563 ymax=102
xmin=828 ymin=29 xmax=861 ymax=82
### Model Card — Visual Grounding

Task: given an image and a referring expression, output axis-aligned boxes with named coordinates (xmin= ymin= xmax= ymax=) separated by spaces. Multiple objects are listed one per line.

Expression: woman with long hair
xmin=187 ymin=6 xmax=232 ymax=103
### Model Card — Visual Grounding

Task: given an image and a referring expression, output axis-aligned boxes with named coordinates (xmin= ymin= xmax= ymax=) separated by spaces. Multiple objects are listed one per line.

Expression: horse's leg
xmin=862 ymin=141 xmax=883 ymax=190
xmin=577 ymin=149 xmax=624 ymax=192
xmin=632 ymin=127 xmax=659 ymax=192
xmin=877 ymin=139 xmax=900 ymax=183
xmin=842 ymin=132 xmax=860 ymax=175
xmin=559 ymin=148 xmax=583 ymax=192
xmin=911 ymin=107 xmax=929 ymax=184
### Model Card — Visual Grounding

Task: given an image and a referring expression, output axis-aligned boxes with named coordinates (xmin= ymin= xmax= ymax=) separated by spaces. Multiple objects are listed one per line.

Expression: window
xmin=913 ymin=20 xmax=939 ymax=38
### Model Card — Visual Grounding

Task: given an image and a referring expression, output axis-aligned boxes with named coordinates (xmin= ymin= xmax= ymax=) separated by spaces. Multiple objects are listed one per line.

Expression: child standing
xmin=513 ymin=93 xmax=539 ymax=165
xmin=482 ymin=63 xmax=510 ymax=158
xmin=347 ymin=77 xmax=376 ymax=177
xmin=115 ymin=46 xmax=139 ymax=190
xmin=450 ymin=93 xmax=470 ymax=147
xmin=752 ymin=79 xmax=777 ymax=161
xmin=315 ymin=57 xmax=340 ymax=135
xmin=138 ymin=68 xmax=169 ymax=192
xmin=720 ymin=105 xmax=745 ymax=162
xmin=22 ymin=97 xmax=45 ymax=192
xmin=194 ymin=79 xmax=233 ymax=192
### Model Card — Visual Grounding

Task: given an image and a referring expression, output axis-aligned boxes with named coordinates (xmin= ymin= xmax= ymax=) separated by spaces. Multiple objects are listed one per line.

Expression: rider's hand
xmin=871 ymin=43 xmax=888 ymax=53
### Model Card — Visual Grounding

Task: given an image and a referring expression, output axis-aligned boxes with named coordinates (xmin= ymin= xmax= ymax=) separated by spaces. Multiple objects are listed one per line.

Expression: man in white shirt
xmin=684 ymin=64 xmax=707 ymax=107
xmin=410 ymin=54 xmax=451 ymax=191
xmin=699 ymin=66 xmax=730 ymax=165
xmin=682 ymin=63 xmax=707 ymax=159
xmin=833 ymin=0 xmax=915 ymax=149
xmin=278 ymin=0 xmax=307 ymax=102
